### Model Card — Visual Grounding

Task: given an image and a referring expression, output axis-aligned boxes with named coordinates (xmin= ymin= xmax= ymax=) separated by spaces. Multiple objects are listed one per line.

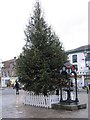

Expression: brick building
xmin=1 ymin=57 xmax=17 ymax=77
xmin=1 ymin=57 xmax=17 ymax=87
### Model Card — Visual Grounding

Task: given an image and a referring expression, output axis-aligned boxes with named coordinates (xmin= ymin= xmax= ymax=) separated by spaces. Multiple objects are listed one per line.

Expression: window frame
xmin=72 ymin=55 xmax=77 ymax=63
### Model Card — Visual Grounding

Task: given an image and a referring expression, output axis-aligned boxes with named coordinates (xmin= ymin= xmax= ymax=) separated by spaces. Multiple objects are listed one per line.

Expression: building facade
xmin=1 ymin=57 xmax=16 ymax=77
xmin=0 ymin=59 xmax=3 ymax=87
xmin=66 ymin=45 xmax=90 ymax=75
xmin=66 ymin=45 xmax=90 ymax=88
xmin=1 ymin=57 xmax=17 ymax=87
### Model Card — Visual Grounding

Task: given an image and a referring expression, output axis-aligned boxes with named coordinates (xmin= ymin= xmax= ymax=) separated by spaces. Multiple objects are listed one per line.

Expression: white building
xmin=66 ymin=45 xmax=90 ymax=75
xmin=66 ymin=45 xmax=90 ymax=88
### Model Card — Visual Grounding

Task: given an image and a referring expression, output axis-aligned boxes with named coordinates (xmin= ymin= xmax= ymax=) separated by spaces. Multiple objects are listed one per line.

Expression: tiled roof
xmin=66 ymin=45 xmax=90 ymax=54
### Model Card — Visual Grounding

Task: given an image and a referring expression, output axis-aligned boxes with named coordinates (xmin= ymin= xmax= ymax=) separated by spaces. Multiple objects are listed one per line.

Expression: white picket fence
xmin=24 ymin=91 xmax=61 ymax=108
xmin=23 ymin=91 xmax=75 ymax=108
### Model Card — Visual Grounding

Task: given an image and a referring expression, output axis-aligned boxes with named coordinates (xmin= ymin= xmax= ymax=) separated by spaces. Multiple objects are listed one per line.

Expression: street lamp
xmin=71 ymin=71 xmax=79 ymax=104
xmin=60 ymin=66 xmax=68 ymax=102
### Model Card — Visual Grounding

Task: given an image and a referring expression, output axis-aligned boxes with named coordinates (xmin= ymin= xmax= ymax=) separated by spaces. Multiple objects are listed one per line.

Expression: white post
xmin=82 ymin=75 xmax=85 ymax=87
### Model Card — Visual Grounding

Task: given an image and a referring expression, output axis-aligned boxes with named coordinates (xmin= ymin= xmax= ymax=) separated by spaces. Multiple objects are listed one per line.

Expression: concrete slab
xmin=52 ymin=103 xmax=87 ymax=111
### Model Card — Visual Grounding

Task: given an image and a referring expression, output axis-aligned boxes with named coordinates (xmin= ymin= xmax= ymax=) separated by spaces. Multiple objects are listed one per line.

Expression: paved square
xmin=0 ymin=88 xmax=88 ymax=118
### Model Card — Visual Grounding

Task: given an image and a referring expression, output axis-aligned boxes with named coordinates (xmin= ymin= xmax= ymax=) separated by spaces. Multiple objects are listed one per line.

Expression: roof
xmin=66 ymin=45 xmax=90 ymax=54
xmin=2 ymin=57 xmax=16 ymax=69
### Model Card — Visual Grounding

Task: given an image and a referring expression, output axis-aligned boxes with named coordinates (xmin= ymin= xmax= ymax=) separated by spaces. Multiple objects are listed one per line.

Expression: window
xmin=72 ymin=55 xmax=77 ymax=63
xmin=86 ymin=53 xmax=90 ymax=61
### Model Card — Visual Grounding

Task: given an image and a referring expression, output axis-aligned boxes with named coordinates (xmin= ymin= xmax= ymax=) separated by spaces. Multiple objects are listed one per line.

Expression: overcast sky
xmin=0 ymin=0 xmax=88 ymax=61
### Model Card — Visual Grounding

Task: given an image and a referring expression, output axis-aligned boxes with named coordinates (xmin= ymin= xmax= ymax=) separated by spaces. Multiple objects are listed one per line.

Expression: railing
xmin=24 ymin=91 xmax=60 ymax=108
xmin=23 ymin=91 xmax=75 ymax=108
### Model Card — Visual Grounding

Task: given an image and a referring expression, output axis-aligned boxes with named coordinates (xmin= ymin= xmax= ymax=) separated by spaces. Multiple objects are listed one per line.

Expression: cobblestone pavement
xmin=0 ymin=88 xmax=88 ymax=118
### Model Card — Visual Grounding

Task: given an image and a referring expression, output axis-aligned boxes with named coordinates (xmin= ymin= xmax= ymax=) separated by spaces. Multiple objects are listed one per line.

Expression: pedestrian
xmin=86 ymin=86 xmax=89 ymax=94
xmin=15 ymin=80 xmax=19 ymax=95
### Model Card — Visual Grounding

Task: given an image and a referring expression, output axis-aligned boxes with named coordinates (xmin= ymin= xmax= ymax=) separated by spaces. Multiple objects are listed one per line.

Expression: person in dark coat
xmin=15 ymin=80 xmax=19 ymax=95
xmin=86 ymin=86 xmax=89 ymax=94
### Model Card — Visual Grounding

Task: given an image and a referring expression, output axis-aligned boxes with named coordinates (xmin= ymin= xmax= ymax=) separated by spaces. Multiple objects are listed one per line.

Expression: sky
xmin=0 ymin=0 xmax=89 ymax=61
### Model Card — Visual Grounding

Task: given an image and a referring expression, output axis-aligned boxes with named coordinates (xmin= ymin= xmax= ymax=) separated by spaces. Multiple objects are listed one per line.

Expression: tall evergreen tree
xmin=16 ymin=1 xmax=67 ymax=95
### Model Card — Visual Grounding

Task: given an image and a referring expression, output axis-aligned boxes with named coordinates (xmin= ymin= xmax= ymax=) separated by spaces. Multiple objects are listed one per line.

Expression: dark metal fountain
xmin=60 ymin=63 xmax=79 ymax=105
xmin=52 ymin=62 xmax=87 ymax=110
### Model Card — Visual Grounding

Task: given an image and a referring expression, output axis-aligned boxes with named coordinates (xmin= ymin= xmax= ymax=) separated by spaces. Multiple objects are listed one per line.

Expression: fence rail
xmin=23 ymin=91 xmax=75 ymax=108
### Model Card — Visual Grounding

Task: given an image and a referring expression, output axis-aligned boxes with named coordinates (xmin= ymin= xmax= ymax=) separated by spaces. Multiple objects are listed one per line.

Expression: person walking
xmin=15 ymin=80 xmax=19 ymax=95
xmin=86 ymin=85 xmax=89 ymax=94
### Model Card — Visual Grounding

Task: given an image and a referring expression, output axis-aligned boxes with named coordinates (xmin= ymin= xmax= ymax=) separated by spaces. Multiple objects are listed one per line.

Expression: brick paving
xmin=0 ymin=88 xmax=88 ymax=118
